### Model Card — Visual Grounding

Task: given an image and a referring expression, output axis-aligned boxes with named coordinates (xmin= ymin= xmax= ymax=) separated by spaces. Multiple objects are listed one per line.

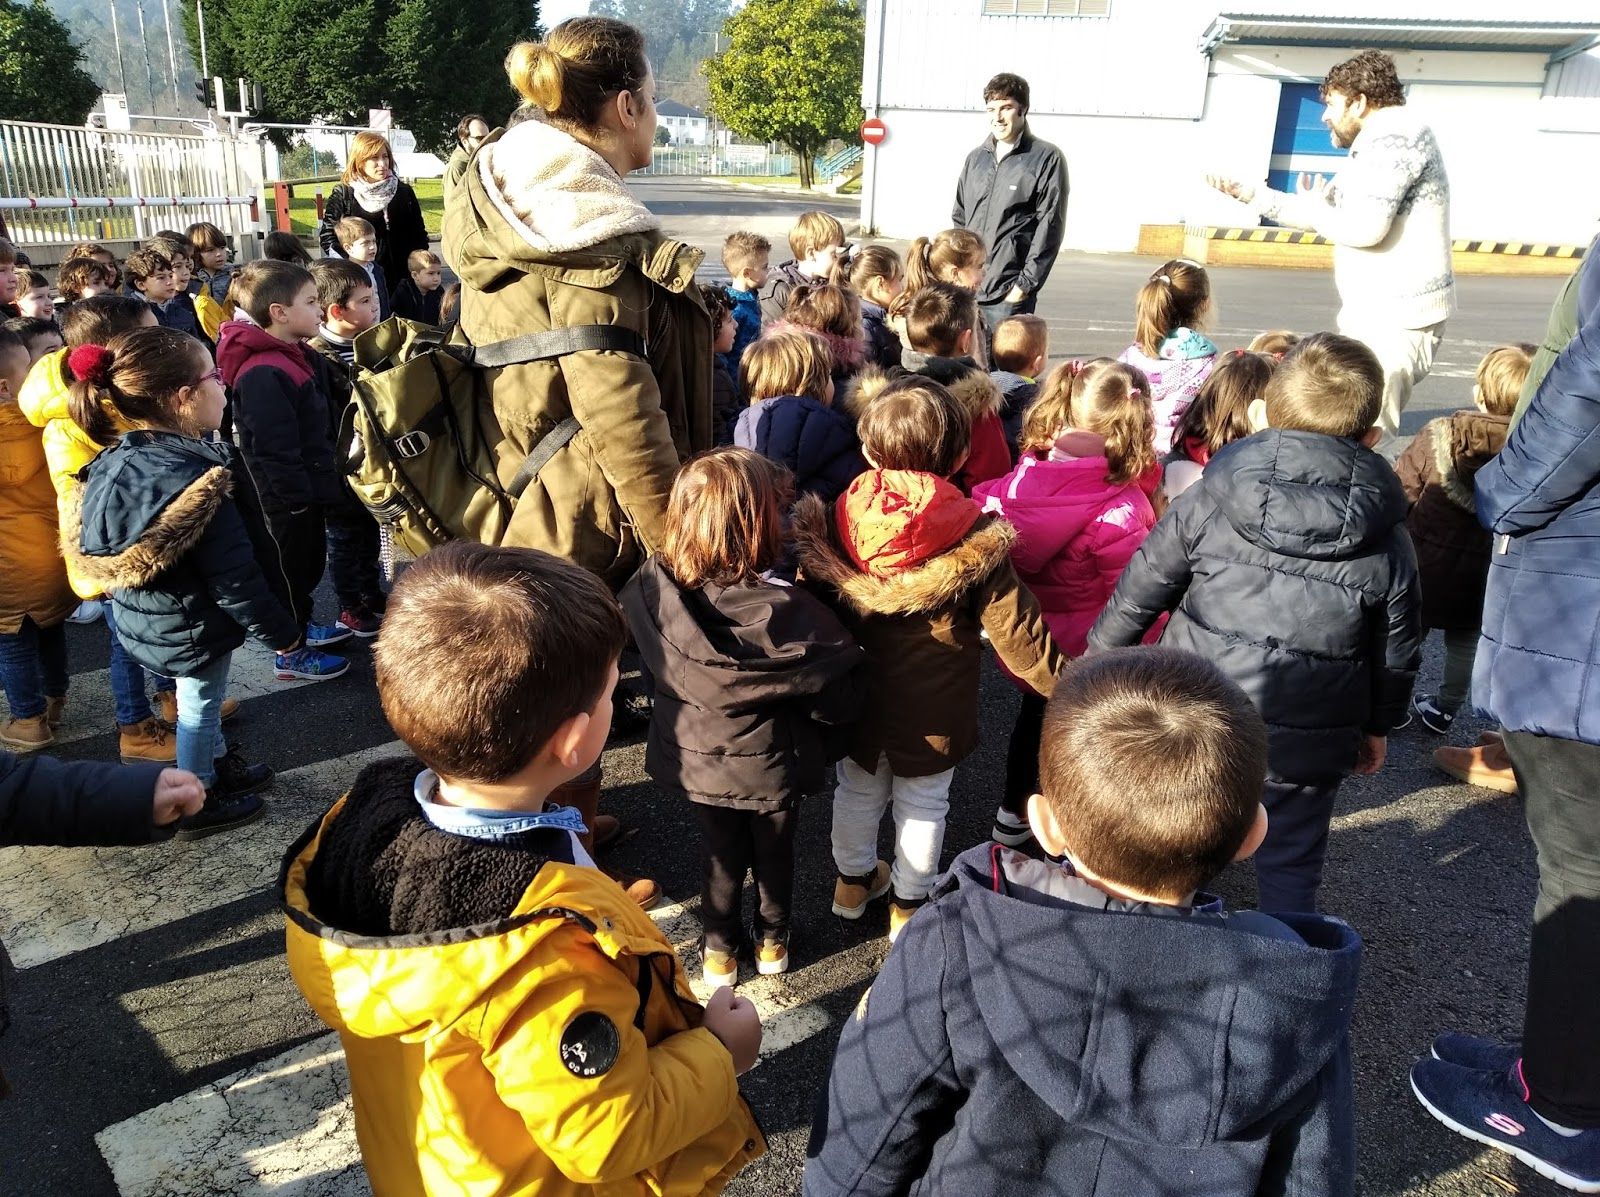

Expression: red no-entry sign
xmin=860 ymin=118 xmax=888 ymax=146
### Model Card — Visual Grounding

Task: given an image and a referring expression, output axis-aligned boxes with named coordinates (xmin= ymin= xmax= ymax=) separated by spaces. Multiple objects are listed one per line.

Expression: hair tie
xmin=68 ymin=344 xmax=115 ymax=385
xmin=1154 ymin=274 xmax=1172 ymax=285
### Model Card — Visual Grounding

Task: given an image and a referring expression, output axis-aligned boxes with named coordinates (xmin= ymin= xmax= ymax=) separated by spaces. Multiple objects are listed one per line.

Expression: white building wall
xmin=859 ymin=0 xmax=1600 ymax=250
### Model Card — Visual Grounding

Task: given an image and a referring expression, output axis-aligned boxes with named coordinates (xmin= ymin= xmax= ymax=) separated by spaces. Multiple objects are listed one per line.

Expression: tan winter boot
xmin=557 ymin=774 xmax=657 ymax=908
xmin=1433 ymin=740 xmax=1518 ymax=796
xmin=0 ymin=716 xmax=54 ymax=752
xmin=154 ymin=690 xmax=240 ymax=728
xmin=119 ymin=718 xmax=177 ymax=764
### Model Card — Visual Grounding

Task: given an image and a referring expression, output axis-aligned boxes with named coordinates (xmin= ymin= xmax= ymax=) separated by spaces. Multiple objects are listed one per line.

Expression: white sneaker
xmin=66 ymin=600 xmax=104 ymax=624
xmin=992 ymin=808 xmax=1033 ymax=847
xmin=702 ymin=947 xmax=738 ymax=990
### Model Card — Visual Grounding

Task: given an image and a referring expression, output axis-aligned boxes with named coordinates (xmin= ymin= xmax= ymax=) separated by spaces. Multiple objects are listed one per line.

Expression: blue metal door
xmin=1266 ymin=81 xmax=1347 ymax=194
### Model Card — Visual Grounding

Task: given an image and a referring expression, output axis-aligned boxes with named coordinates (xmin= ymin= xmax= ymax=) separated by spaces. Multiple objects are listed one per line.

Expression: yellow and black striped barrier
xmin=1146 ymin=223 xmax=1588 ymax=276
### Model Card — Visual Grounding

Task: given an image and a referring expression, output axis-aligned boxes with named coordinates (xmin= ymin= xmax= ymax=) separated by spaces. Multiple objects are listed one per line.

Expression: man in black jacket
xmin=951 ymin=73 xmax=1068 ymax=332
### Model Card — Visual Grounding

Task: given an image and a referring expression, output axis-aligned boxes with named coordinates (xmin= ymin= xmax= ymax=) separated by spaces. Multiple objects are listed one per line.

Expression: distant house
xmin=656 ymin=99 xmax=711 ymax=146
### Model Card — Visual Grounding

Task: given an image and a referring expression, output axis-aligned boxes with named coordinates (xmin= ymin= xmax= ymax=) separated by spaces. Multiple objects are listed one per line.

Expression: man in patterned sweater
xmin=1208 ymin=50 xmax=1453 ymax=445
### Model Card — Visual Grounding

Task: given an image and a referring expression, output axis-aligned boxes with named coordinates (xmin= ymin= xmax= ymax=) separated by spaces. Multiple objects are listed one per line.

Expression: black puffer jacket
xmin=68 ymin=430 xmax=300 ymax=677
xmin=620 ymin=556 xmax=865 ymax=811
xmin=1089 ymin=429 xmax=1422 ymax=784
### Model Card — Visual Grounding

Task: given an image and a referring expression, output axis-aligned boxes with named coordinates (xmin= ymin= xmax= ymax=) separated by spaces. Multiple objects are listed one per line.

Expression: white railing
xmin=642 ymin=146 xmax=798 ymax=177
xmin=0 ymin=118 xmax=255 ymax=247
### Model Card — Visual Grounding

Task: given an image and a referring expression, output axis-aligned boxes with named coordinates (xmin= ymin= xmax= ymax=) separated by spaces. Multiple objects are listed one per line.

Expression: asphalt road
xmin=0 ymin=179 xmax=1577 ymax=1196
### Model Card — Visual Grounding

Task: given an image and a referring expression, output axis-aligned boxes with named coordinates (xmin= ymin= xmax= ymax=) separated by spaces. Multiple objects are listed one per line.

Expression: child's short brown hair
xmin=857 ymin=375 xmax=971 ymax=476
xmin=1475 ymin=343 xmax=1536 ymax=417
xmin=61 ymin=294 xmax=151 ymax=347
xmin=1263 ymin=332 xmax=1382 ymax=439
xmin=310 ymin=258 xmax=373 ymax=313
xmin=407 ymin=248 xmax=443 ymax=274
xmin=742 ymin=327 xmax=834 ymax=402
xmin=186 ymin=221 xmax=228 ymax=253
xmin=56 ymin=257 xmax=117 ymax=304
xmin=660 ymin=448 xmax=793 ymax=590
xmin=0 ymin=239 xmax=15 ymax=267
xmin=698 ymin=283 xmax=732 ymax=333
xmin=722 ymin=231 xmax=771 ymax=277
xmin=16 ymin=267 xmax=49 ymax=294
xmin=123 ymin=246 xmax=172 ymax=291
xmin=375 ymin=541 xmax=626 ymax=783
xmin=234 ymin=259 xmax=315 ymax=326
xmin=334 ymin=216 xmax=376 ymax=251
xmin=905 ymin=282 xmax=977 ymax=358
xmin=1247 ymin=329 xmax=1300 ymax=357
xmin=1039 ymin=647 xmax=1267 ymax=899
xmin=991 ymin=314 xmax=1048 ymax=375
xmin=788 ymin=211 xmax=845 ymax=262
xmin=785 ymin=282 xmax=861 ymax=342
xmin=148 ymin=235 xmax=190 ymax=265
xmin=263 ymin=231 xmax=313 ymax=265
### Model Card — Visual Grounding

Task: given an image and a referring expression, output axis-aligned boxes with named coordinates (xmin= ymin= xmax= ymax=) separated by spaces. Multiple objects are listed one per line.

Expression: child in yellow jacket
xmin=280 ymin=541 xmax=765 ymax=1195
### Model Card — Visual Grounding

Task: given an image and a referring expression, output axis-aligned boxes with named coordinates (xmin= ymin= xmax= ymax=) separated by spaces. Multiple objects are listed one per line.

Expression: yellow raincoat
xmin=282 ymin=791 xmax=765 ymax=1195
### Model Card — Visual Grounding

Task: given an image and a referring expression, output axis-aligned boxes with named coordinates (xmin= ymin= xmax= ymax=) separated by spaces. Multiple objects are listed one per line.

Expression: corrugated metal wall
xmin=1547 ymin=46 xmax=1600 ymax=98
xmin=870 ymin=0 xmax=1211 ymax=117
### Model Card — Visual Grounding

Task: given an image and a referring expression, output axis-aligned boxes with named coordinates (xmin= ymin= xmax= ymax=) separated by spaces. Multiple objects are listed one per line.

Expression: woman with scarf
xmin=317 ymin=133 xmax=429 ymax=297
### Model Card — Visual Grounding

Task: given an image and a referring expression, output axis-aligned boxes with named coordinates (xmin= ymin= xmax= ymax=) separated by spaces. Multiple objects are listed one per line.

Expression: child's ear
xmin=1029 ymin=352 xmax=1047 ymax=378
xmin=1359 ymin=426 xmax=1383 ymax=448
xmin=1472 ymin=384 xmax=1488 ymax=413
xmin=1246 ymin=398 xmax=1270 ymax=432
xmin=1231 ymin=803 xmax=1269 ymax=862
xmin=1026 ymin=793 xmax=1069 ymax=857
xmin=956 ymin=327 xmax=974 ymax=357
xmin=548 ymin=710 xmax=592 ymax=771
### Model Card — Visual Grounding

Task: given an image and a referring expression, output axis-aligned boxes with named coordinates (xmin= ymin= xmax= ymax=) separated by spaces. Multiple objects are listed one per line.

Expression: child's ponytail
xmin=904 ymin=236 xmax=935 ymax=294
xmin=67 ymin=328 xmax=206 ymax=446
xmin=848 ymin=244 xmax=903 ymax=296
xmin=1133 ymin=259 xmax=1210 ymax=358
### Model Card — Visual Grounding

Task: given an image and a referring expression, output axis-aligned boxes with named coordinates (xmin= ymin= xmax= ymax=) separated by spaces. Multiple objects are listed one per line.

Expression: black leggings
xmin=692 ymin=804 xmax=796 ymax=955
xmin=1001 ymin=691 xmax=1047 ymax=821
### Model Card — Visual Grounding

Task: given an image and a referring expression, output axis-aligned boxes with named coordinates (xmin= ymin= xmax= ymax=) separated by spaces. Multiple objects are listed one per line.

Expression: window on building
xmin=982 ymin=0 xmax=1111 ymax=15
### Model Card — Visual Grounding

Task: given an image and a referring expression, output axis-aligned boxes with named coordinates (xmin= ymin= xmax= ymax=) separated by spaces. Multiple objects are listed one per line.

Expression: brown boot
xmin=44 ymin=695 xmax=66 ymax=729
xmin=1 ymin=716 xmax=53 ymax=752
xmin=604 ymin=867 xmax=662 ymax=910
xmin=555 ymin=774 xmax=624 ymax=853
xmin=1433 ymin=741 xmax=1518 ymax=795
xmin=154 ymin=690 xmax=240 ymax=728
xmin=119 ymin=718 xmax=177 ymax=764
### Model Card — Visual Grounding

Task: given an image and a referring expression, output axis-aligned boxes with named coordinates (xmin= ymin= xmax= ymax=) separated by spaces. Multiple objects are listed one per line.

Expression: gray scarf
xmin=352 ymin=173 xmax=399 ymax=213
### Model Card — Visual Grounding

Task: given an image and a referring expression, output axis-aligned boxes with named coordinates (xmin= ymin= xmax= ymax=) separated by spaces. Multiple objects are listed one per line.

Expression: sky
xmin=542 ymin=0 xmax=591 ymax=28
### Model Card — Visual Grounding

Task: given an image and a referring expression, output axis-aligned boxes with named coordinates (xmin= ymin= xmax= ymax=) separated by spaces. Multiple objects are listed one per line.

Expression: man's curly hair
xmin=1321 ymin=50 xmax=1406 ymax=109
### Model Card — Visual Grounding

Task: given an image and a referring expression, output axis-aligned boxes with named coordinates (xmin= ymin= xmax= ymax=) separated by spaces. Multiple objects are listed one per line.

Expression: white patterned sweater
xmin=1252 ymin=104 xmax=1454 ymax=331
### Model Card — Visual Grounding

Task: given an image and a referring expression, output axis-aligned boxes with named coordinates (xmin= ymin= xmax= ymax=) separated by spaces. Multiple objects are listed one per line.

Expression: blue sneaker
xmin=1431 ymin=1032 xmax=1519 ymax=1074
xmin=1411 ymin=1056 xmax=1600 ymax=1192
xmin=305 ymin=621 xmax=354 ymax=648
xmin=274 ymin=646 xmax=349 ymax=682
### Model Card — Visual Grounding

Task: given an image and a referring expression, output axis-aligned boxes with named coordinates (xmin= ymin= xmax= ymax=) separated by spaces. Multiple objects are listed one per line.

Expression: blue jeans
xmin=0 ymin=618 xmax=69 ymax=720
xmin=102 ymin=602 xmax=173 ymax=726
xmin=175 ymin=653 xmax=231 ymax=787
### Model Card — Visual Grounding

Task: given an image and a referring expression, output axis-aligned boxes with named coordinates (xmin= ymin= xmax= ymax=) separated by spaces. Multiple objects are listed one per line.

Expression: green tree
xmin=182 ymin=0 xmax=538 ymax=152
xmin=703 ymin=0 xmax=862 ymax=189
xmin=0 ymin=1 xmax=101 ymax=125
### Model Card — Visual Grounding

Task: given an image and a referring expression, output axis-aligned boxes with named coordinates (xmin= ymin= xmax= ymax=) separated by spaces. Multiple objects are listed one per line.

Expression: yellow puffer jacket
xmin=282 ymin=787 xmax=764 ymax=1196
xmin=16 ymin=348 xmax=133 ymax=600
xmin=0 ymin=400 xmax=75 ymax=633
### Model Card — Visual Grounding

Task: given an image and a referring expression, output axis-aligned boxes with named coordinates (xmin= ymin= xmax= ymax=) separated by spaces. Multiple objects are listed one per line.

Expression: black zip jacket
xmin=951 ymin=125 xmax=1069 ymax=304
xmin=317 ymin=182 xmax=430 ymax=293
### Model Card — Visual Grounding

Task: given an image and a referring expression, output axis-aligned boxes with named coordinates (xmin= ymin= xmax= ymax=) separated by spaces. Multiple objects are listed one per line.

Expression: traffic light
xmin=194 ymin=78 xmax=209 ymax=109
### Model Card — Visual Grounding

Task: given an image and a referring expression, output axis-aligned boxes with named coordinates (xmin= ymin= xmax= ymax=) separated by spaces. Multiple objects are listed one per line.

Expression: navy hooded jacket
xmin=805 ymin=844 xmax=1361 ymax=1197
xmin=1473 ymin=293 xmax=1600 ymax=745
xmin=734 ymin=394 xmax=865 ymax=504
xmin=1090 ymin=428 xmax=1422 ymax=784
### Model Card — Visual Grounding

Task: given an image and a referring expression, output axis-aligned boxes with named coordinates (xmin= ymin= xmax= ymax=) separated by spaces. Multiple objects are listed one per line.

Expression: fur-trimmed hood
xmin=900 ymin=350 xmax=1004 ymax=421
xmin=791 ymin=490 xmax=1016 ymax=617
xmin=1435 ymin=410 xmax=1509 ymax=512
xmin=480 ymin=118 xmax=661 ymax=257
xmin=67 ymin=430 xmax=232 ymax=592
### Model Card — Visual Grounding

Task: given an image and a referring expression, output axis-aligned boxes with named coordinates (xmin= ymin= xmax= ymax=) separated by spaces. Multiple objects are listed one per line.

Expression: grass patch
xmin=262 ymin=176 xmax=444 ymax=238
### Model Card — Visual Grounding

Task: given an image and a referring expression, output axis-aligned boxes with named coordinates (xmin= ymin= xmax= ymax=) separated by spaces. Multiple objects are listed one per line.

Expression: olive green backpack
xmin=339 ymin=316 xmax=645 ymax=569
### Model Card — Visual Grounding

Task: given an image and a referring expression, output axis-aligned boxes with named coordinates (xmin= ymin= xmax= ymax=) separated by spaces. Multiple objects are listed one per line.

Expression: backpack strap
xmin=508 ymin=417 xmax=582 ymax=499
xmin=468 ymin=325 xmax=646 ymax=369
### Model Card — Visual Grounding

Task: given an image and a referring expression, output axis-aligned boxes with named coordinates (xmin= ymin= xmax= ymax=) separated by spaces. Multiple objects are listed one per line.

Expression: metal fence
xmin=0 ymin=118 xmax=254 ymax=247
xmin=641 ymin=146 xmax=797 ymax=177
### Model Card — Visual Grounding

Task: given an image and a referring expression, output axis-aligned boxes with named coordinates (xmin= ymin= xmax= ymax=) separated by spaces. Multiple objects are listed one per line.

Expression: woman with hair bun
xmin=444 ymin=15 xmax=718 ymax=909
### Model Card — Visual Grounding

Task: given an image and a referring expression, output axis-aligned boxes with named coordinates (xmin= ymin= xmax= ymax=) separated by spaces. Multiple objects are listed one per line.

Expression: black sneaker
xmin=610 ymin=682 xmax=652 ymax=738
xmin=175 ymin=788 xmax=265 ymax=840
xmin=1412 ymin=694 xmax=1456 ymax=735
xmin=213 ymin=747 xmax=274 ymax=798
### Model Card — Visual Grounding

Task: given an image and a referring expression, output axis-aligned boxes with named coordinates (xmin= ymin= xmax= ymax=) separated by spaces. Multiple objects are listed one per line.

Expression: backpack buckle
xmin=394 ymin=430 xmax=431 ymax=458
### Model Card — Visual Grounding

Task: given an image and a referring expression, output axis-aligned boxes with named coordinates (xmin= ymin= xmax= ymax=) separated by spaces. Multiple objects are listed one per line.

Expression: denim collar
xmin=413 ymin=769 xmax=593 ymax=866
